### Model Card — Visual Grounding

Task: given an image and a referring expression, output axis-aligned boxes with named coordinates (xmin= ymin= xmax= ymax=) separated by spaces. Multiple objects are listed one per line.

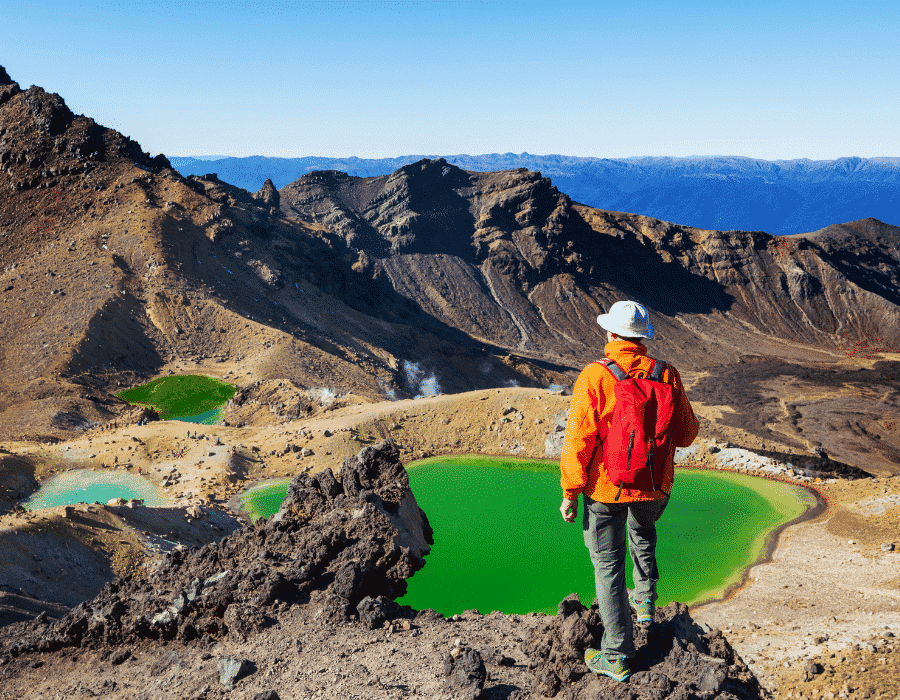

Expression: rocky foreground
xmin=0 ymin=441 xmax=765 ymax=699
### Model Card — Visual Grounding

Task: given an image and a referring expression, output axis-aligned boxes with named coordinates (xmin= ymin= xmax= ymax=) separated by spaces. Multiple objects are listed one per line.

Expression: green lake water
xmin=23 ymin=470 xmax=166 ymax=510
xmin=237 ymin=478 xmax=293 ymax=522
xmin=232 ymin=456 xmax=816 ymax=615
xmin=117 ymin=375 xmax=237 ymax=423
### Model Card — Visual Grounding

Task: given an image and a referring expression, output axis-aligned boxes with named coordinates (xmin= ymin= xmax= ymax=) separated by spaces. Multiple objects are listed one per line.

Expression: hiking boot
xmin=628 ymin=591 xmax=655 ymax=623
xmin=585 ymin=648 xmax=631 ymax=682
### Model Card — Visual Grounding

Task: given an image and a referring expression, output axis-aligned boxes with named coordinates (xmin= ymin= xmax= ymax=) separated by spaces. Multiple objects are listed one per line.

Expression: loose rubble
xmin=0 ymin=440 xmax=772 ymax=699
xmin=1 ymin=440 xmax=432 ymax=656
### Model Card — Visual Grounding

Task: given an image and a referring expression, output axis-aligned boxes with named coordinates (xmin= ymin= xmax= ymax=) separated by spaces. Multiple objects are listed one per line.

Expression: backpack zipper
xmin=626 ymin=431 xmax=634 ymax=471
xmin=616 ymin=432 xmax=636 ymax=502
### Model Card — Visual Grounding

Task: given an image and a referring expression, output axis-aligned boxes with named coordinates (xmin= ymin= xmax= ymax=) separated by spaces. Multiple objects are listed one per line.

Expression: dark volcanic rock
xmin=252 ymin=691 xmax=281 ymax=700
xmin=0 ymin=66 xmax=21 ymax=107
xmin=253 ymin=178 xmax=280 ymax=208
xmin=525 ymin=596 xmax=763 ymax=699
xmin=443 ymin=646 xmax=487 ymax=700
xmin=1 ymin=440 xmax=431 ymax=655
xmin=525 ymin=594 xmax=601 ymax=696
xmin=356 ymin=595 xmax=400 ymax=630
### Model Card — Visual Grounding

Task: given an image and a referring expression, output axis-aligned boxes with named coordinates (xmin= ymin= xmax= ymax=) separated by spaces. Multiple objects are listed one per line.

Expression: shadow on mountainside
xmin=571 ymin=212 xmax=735 ymax=319
xmin=0 ymin=454 xmax=39 ymax=516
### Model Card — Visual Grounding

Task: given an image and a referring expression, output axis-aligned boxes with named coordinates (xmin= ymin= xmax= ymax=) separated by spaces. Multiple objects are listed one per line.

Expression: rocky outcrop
xmin=1 ymin=440 xmax=431 ymax=656
xmin=0 ymin=66 xmax=20 ymax=107
xmin=253 ymin=178 xmax=280 ymax=209
xmin=525 ymin=594 xmax=763 ymax=699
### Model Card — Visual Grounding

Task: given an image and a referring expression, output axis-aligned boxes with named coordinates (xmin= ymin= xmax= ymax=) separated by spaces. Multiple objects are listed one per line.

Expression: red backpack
xmin=595 ymin=357 xmax=676 ymax=501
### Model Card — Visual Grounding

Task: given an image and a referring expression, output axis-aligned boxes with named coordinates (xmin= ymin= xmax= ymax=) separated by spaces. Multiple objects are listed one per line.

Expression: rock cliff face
xmin=1 ymin=441 xmax=432 ymax=655
xmin=279 ymin=158 xmax=900 ymax=369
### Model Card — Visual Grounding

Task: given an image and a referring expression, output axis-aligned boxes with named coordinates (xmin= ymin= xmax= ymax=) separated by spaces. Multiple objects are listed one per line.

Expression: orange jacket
xmin=560 ymin=340 xmax=699 ymax=503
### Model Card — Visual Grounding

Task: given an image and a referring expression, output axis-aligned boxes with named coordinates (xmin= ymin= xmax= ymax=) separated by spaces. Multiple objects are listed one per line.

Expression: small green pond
xmin=23 ymin=470 xmax=167 ymax=510
xmin=117 ymin=375 xmax=237 ymax=424
xmin=237 ymin=478 xmax=293 ymax=523
xmin=235 ymin=457 xmax=816 ymax=615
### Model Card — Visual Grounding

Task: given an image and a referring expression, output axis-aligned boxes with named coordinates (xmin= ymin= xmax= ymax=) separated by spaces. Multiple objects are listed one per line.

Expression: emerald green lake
xmin=233 ymin=457 xmax=815 ymax=615
xmin=23 ymin=470 xmax=166 ymax=510
xmin=396 ymin=457 xmax=815 ymax=615
xmin=117 ymin=375 xmax=237 ymax=423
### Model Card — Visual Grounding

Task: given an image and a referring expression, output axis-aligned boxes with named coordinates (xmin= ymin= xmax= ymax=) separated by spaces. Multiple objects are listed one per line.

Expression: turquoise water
xmin=23 ymin=470 xmax=166 ymax=510
xmin=173 ymin=407 xmax=224 ymax=425
xmin=230 ymin=458 xmax=814 ymax=615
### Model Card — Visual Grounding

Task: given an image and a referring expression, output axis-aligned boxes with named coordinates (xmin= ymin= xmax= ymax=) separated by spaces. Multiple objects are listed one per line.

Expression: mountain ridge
xmin=0 ymin=65 xmax=898 ymax=476
xmin=171 ymin=152 xmax=900 ymax=234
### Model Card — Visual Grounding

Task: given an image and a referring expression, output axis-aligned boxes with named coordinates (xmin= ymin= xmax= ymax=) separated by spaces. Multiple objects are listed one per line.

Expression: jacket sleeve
xmin=669 ymin=367 xmax=699 ymax=448
xmin=560 ymin=367 xmax=601 ymax=500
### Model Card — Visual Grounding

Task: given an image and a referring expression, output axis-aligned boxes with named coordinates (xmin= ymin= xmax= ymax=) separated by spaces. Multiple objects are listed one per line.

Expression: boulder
xmin=524 ymin=596 xmax=763 ymax=699
xmin=443 ymin=646 xmax=486 ymax=700
xmin=218 ymin=657 xmax=253 ymax=688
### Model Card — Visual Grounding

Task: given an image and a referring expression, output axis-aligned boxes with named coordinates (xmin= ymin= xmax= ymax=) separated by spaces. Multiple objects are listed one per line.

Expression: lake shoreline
xmin=410 ymin=455 xmax=829 ymax=609
xmin=687 ymin=474 xmax=827 ymax=610
xmin=401 ymin=456 xmax=818 ymax=615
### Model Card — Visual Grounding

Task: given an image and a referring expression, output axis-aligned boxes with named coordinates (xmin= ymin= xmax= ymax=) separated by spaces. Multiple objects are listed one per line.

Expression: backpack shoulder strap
xmin=648 ymin=358 xmax=666 ymax=382
xmin=596 ymin=357 xmax=629 ymax=382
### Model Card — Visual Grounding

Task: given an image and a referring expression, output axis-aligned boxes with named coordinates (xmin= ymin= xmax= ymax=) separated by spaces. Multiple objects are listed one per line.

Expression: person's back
xmin=559 ymin=300 xmax=698 ymax=682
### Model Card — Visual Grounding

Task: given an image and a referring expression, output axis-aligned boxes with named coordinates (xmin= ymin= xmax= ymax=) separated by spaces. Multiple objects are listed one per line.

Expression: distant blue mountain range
xmin=169 ymin=154 xmax=900 ymax=235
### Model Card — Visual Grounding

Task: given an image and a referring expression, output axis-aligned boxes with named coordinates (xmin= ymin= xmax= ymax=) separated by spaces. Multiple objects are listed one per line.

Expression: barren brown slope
xmin=278 ymin=159 xmax=900 ymax=371
xmin=2 ymin=65 xmax=899 ymax=464
xmin=0 ymin=69 xmax=573 ymax=442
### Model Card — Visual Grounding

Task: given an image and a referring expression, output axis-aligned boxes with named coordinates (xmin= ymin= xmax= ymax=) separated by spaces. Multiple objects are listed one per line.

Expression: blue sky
xmin=4 ymin=0 xmax=899 ymax=160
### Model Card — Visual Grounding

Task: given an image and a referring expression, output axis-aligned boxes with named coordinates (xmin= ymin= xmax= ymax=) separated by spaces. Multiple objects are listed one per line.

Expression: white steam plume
xmin=403 ymin=360 xmax=442 ymax=399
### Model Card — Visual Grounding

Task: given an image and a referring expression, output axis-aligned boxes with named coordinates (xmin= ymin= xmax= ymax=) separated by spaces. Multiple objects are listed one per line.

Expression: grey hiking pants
xmin=582 ymin=494 xmax=669 ymax=660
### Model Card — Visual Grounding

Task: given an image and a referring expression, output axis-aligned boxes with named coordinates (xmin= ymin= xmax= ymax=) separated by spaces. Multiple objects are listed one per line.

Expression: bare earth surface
xmin=1 ymin=381 xmax=899 ymax=699
xmin=2 ymin=67 xmax=900 ymax=699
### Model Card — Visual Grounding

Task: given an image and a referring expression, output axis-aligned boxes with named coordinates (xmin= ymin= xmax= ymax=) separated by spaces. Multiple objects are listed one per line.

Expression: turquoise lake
xmin=23 ymin=470 xmax=167 ymax=510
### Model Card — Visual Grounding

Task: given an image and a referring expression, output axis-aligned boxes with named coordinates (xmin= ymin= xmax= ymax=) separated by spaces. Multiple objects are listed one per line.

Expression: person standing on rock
xmin=559 ymin=300 xmax=699 ymax=682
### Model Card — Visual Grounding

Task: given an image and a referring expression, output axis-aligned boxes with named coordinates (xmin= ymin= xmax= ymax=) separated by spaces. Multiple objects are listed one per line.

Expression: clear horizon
xmin=4 ymin=1 xmax=899 ymax=161
xmin=167 ymin=153 xmax=900 ymax=163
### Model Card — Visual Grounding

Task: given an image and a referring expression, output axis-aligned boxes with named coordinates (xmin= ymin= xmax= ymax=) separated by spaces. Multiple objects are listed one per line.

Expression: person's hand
xmin=560 ymin=497 xmax=578 ymax=523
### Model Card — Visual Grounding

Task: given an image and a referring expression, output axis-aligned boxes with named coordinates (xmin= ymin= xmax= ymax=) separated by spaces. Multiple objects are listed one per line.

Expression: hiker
xmin=559 ymin=300 xmax=698 ymax=682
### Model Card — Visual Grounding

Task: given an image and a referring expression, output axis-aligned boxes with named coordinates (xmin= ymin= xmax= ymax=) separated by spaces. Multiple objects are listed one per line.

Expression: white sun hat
xmin=596 ymin=300 xmax=655 ymax=339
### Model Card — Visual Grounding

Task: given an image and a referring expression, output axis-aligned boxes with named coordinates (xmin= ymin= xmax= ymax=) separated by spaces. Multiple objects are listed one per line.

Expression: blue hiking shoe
xmin=585 ymin=648 xmax=631 ymax=682
xmin=628 ymin=591 xmax=655 ymax=623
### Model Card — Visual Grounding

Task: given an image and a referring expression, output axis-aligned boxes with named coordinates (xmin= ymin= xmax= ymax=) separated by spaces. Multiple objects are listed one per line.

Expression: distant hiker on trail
xmin=559 ymin=300 xmax=699 ymax=682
